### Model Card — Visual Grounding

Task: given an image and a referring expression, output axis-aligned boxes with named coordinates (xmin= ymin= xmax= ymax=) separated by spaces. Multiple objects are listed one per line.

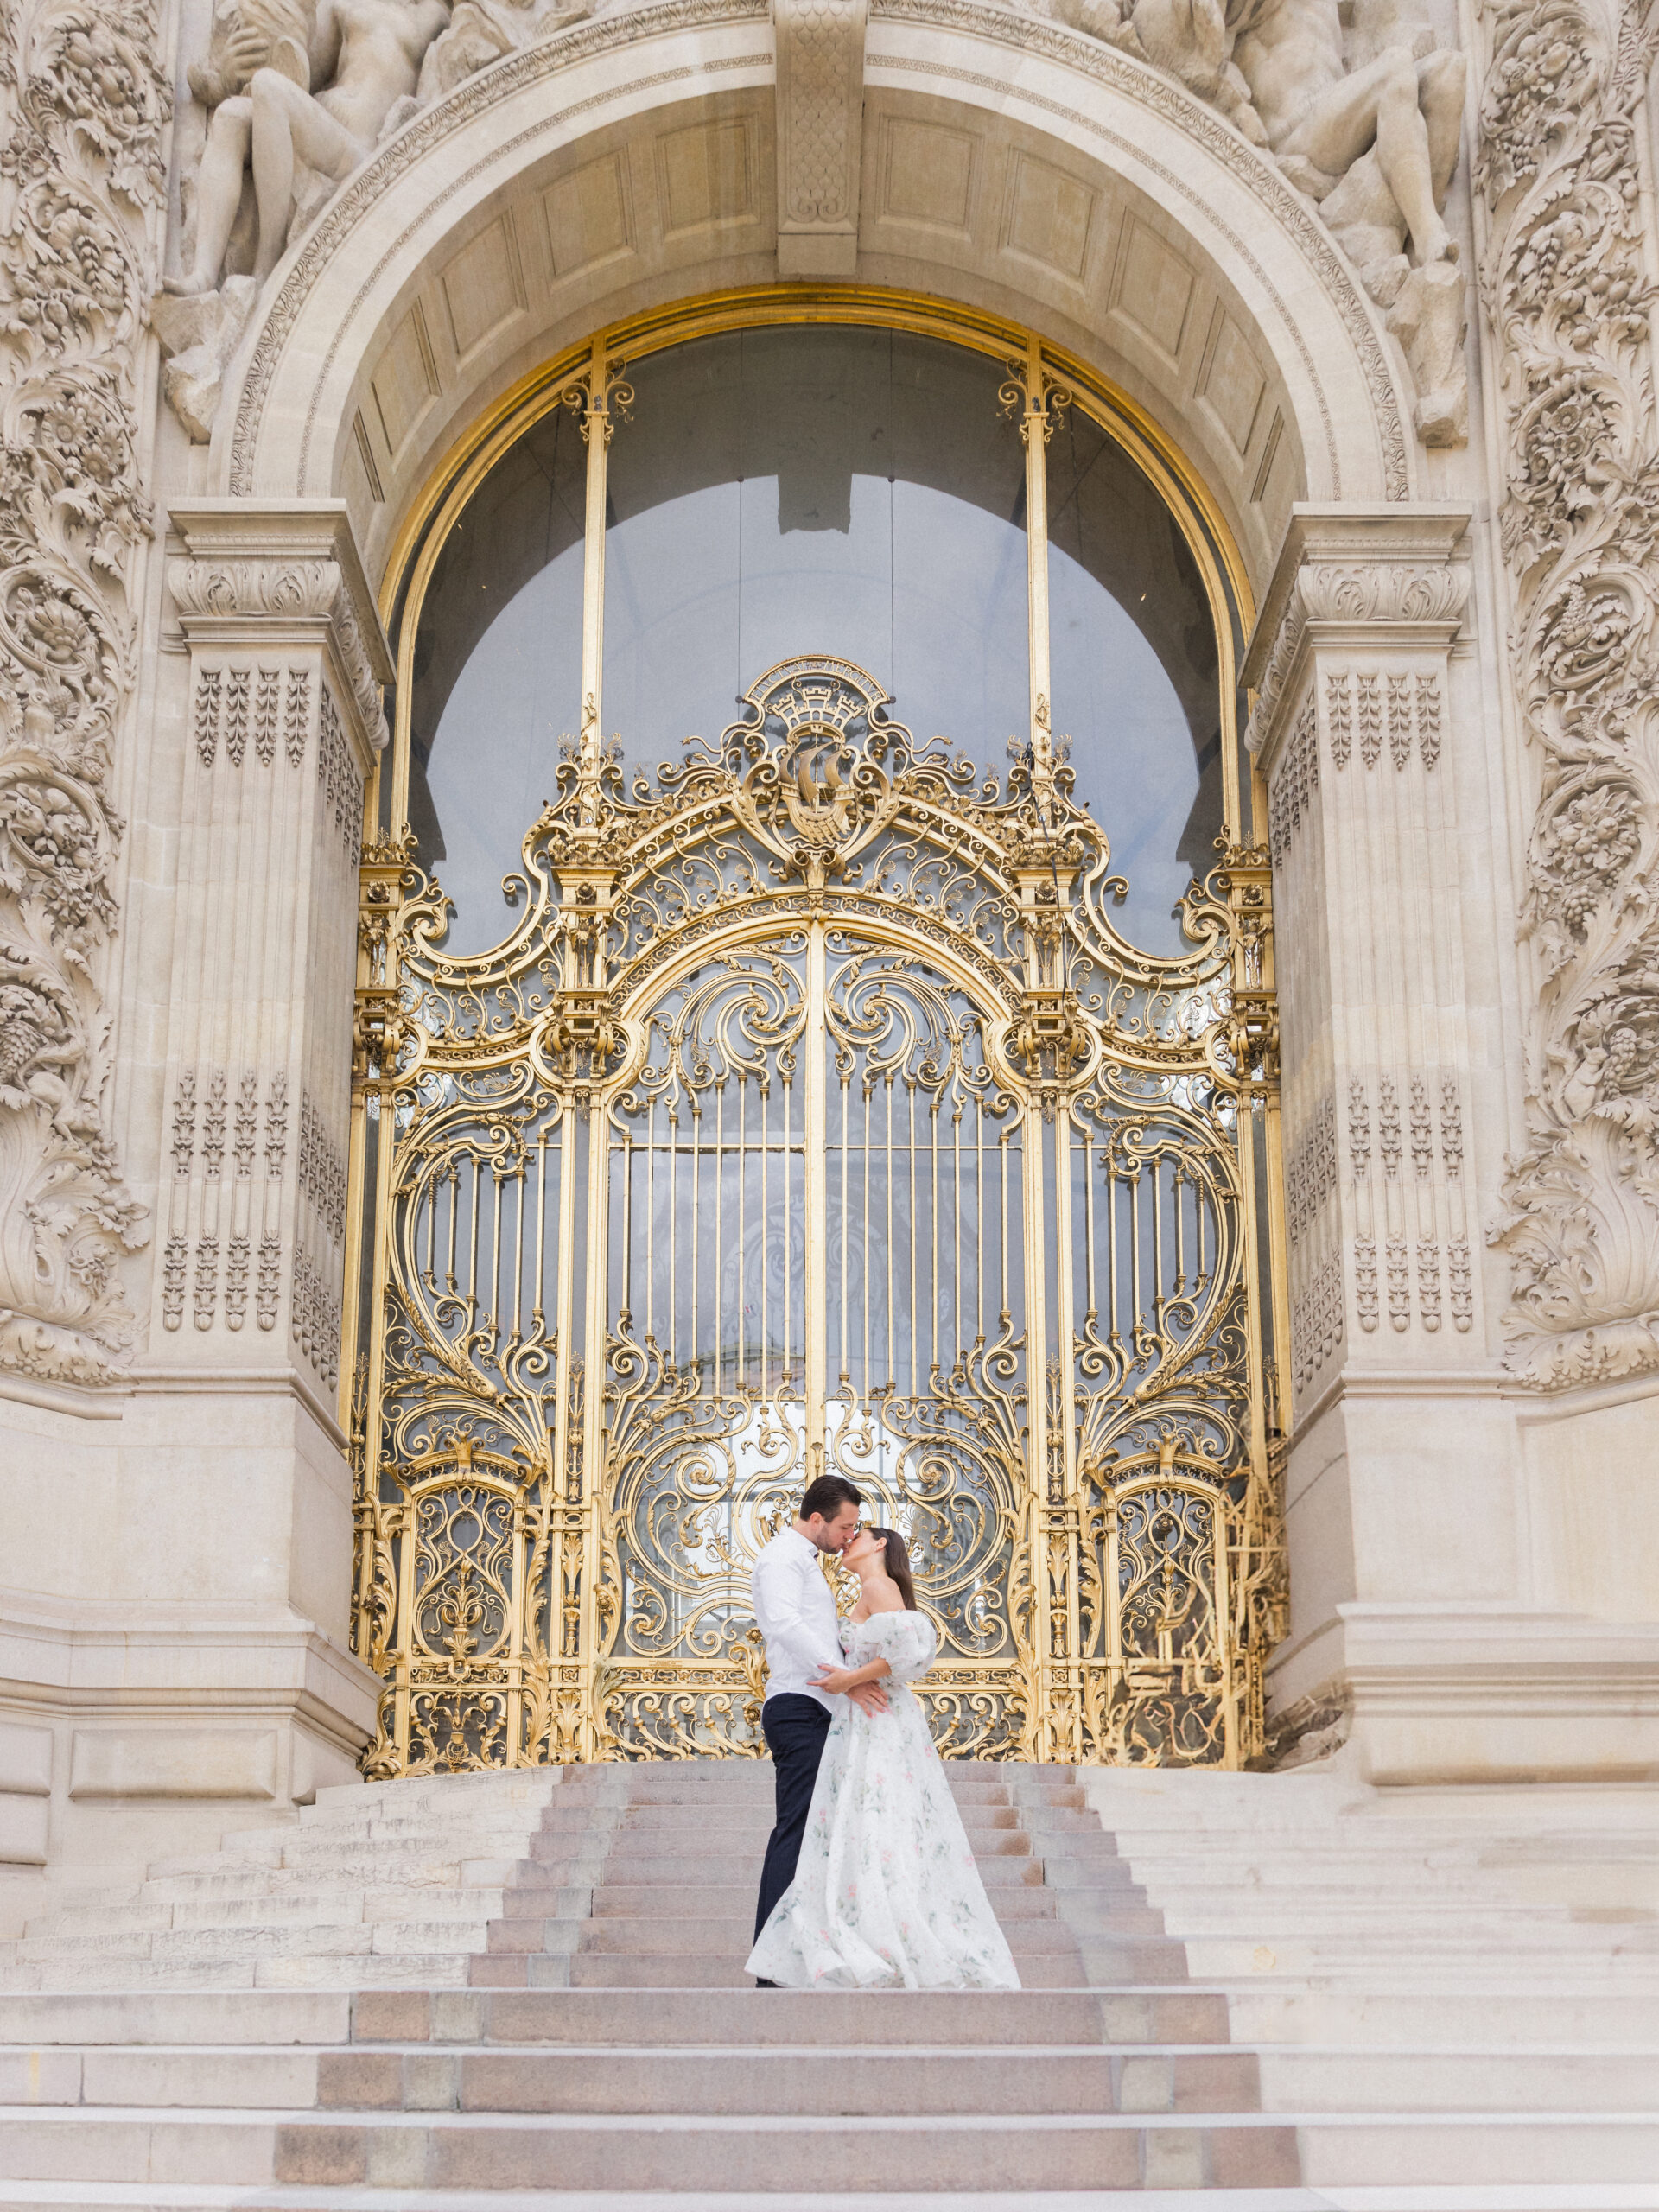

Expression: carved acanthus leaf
xmin=166 ymin=556 xmax=342 ymax=622
xmin=0 ymin=0 xmax=167 ymax=1385
xmin=167 ymin=556 xmax=389 ymax=753
xmin=1246 ymin=562 xmax=1470 ymax=757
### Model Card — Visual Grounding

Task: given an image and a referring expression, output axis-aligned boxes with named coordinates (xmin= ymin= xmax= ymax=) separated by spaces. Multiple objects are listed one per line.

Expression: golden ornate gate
xmin=346 ymin=306 xmax=1287 ymax=1773
xmin=349 ymin=649 xmax=1285 ymax=1771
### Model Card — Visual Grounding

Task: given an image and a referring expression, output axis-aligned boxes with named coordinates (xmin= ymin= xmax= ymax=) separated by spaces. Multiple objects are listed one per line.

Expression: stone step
xmin=254 ymin=1851 xmax=557 ymax=1890
xmin=585 ymin=1806 xmax=1027 ymax=1834
xmin=22 ymin=1891 xmax=518 ymax=1942
xmin=267 ymin=2107 xmax=1303 ymax=2190
xmin=585 ymin=1883 xmax=1066 ymax=1922
xmin=548 ymin=1916 xmax=1087 ymax=1958
xmin=1255 ymin=2046 xmax=1659 ymax=2113
xmin=10 ymin=2034 xmax=1659 ymax=2126
xmin=353 ymin=1985 xmax=1236 ymax=2045
xmin=6 ymin=2190 xmax=1659 ymax=2212
xmin=539 ymin=1825 xmax=1039 ymax=1859
xmin=580 ymin=1851 xmax=1059 ymax=1888
xmin=0 ymin=1955 xmax=480 ymax=1996
xmin=10 ymin=2105 xmax=1658 ymax=2194
xmin=536 ymin=1952 xmax=1095 ymax=1992
xmin=1172 ymin=1933 xmax=1659 ymax=1980
xmin=1226 ymin=1985 xmax=1659 ymax=2046
xmin=1148 ymin=1897 xmax=1659 ymax=1938
xmin=26 ymin=2039 xmax=1656 ymax=2120
xmin=312 ymin=2042 xmax=1262 ymax=2117
xmin=0 ymin=1993 xmax=355 ymax=2045
xmin=12 ymin=1923 xmax=494 ymax=1969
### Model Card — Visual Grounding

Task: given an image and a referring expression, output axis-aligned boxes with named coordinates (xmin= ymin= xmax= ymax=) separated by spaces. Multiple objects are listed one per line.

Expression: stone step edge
xmin=11 ymin=2037 xmax=1656 ymax=2057
xmin=6 ymin=2106 xmax=1658 ymax=2130
xmin=0 ymin=2189 xmax=1656 ymax=2212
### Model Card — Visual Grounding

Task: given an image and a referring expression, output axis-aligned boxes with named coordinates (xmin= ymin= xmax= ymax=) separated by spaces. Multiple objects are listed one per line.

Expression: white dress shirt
xmin=751 ymin=1527 xmax=844 ymax=1714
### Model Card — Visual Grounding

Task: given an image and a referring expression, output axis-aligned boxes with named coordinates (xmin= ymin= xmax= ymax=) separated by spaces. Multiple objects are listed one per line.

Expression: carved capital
xmin=168 ymin=502 xmax=394 ymax=761
xmin=774 ymin=0 xmax=868 ymax=276
xmin=166 ymin=557 xmax=343 ymax=624
xmin=1243 ymin=506 xmax=1471 ymax=765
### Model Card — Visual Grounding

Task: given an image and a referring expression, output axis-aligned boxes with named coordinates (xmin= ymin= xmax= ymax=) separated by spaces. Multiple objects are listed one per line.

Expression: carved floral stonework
xmin=1478 ymin=0 xmax=1659 ymax=1385
xmin=0 ymin=0 xmax=167 ymax=1383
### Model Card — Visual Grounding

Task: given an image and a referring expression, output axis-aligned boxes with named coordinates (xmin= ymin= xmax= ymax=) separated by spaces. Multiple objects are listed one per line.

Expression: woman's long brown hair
xmin=869 ymin=1526 xmax=918 ymax=1611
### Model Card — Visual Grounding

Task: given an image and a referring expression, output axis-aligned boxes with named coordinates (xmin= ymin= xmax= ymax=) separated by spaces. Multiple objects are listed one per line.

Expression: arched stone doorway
xmin=155 ymin=3 xmax=1480 ymax=1811
xmin=343 ymin=294 xmax=1285 ymax=1771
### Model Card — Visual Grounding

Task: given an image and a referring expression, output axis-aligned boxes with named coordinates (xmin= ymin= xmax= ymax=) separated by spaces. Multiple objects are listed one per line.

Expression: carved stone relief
xmin=294 ymin=1072 xmax=346 ymax=1379
xmin=1042 ymin=0 xmax=1471 ymax=442
xmin=1340 ymin=1071 xmax=1471 ymax=1341
xmin=775 ymin=0 xmax=868 ymax=276
xmin=1287 ymin=1087 xmax=1343 ymax=1397
xmin=153 ymin=0 xmax=455 ymax=438
xmin=1478 ymin=0 xmax=1659 ymax=1386
xmin=1246 ymin=556 xmax=1471 ymax=754
xmin=0 ymin=0 xmax=168 ymax=1387
xmin=162 ymin=1064 xmax=292 ymax=1334
xmin=162 ymin=505 xmax=390 ymax=1398
xmin=1268 ymin=687 xmax=1319 ymax=864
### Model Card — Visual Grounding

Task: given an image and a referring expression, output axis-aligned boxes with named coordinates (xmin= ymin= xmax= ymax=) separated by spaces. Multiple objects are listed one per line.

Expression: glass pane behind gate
xmin=823 ymin=937 xmax=1027 ymax=1719
xmin=601 ymin=941 xmax=811 ymax=1756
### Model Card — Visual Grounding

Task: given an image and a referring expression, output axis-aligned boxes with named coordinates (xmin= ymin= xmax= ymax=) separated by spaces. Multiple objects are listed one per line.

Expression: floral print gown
xmin=745 ymin=1611 xmax=1020 ymax=1990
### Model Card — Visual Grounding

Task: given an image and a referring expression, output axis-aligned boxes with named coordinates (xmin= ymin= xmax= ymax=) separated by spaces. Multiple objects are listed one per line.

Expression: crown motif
xmin=740 ymin=656 xmax=892 ymax=745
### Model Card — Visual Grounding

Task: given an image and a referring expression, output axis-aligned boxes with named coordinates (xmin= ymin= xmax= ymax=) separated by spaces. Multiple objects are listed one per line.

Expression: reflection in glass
xmin=1047 ymin=411 xmax=1223 ymax=954
xmin=404 ymin=318 xmax=1229 ymax=963
xmin=602 ymin=327 xmax=1028 ymax=779
xmin=408 ymin=404 xmax=586 ymax=957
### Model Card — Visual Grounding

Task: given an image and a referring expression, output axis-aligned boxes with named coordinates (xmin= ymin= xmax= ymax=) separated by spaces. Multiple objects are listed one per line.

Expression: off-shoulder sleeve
xmin=871 ymin=1611 xmax=937 ymax=1683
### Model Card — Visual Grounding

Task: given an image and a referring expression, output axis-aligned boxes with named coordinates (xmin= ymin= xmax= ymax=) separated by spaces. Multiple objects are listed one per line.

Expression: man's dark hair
xmin=799 ymin=1473 xmax=861 ymax=1522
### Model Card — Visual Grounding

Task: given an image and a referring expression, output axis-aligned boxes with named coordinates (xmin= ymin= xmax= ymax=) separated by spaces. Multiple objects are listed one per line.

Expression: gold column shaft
xmin=1021 ymin=337 xmax=1052 ymax=759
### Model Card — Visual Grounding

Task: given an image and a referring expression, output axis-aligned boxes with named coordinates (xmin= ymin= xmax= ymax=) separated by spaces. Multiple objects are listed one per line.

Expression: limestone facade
xmin=2 ymin=0 xmax=1656 ymax=1880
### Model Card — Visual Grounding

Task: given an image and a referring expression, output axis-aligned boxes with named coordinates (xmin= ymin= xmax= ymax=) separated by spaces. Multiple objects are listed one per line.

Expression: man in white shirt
xmin=749 ymin=1472 xmax=887 ymax=1975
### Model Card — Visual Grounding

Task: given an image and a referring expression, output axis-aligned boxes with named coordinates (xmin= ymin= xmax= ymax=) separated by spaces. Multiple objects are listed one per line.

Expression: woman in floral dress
xmin=746 ymin=1525 xmax=1020 ymax=1991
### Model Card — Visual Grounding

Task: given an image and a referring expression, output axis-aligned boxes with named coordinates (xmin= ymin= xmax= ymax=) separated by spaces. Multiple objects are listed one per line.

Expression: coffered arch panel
xmin=215 ymin=0 xmax=1414 ymax=604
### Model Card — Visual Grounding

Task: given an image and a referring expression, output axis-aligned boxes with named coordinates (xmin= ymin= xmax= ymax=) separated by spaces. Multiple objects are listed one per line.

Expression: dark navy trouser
xmin=753 ymin=1693 xmax=831 ymax=1944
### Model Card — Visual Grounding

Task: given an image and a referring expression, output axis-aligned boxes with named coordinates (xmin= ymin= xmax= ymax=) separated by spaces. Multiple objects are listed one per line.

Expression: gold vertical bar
xmin=1020 ymin=1104 xmax=1049 ymax=1758
xmin=1217 ymin=602 xmax=1241 ymax=844
xmin=363 ymin=1076 xmax=400 ymax=1756
xmin=714 ymin=1084 xmax=724 ymax=1393
xmin=691 ymin=1096 xmax=701 ymax=1382
xmin=1053 ymin=1110 xmax=1081 ymax=1689
xmin=907 ymin=1077 xmax=918 ymax=1399
xmin=839 ymin=1065 xmax=849 ymax=1386
xmin=578 ymin=334 xmax=611 ymax=754
xmin=929 ymin=1089 xmax=939 ymax=1379
xmin=579 ymin=1098 xmax=609 ymax=1761
xmin=1021 ymin=334 xmax=1052 ymax=755
xmin=804 ymin=921 xmax=828 ymax=1472
xmin=862 ymin=1078 xmax=872 ymax=1391
xmin=547 ymin=1100 xmax=576 ymax=1702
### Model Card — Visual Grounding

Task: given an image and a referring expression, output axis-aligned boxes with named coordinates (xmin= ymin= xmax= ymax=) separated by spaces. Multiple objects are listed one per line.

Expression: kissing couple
xmin=745 ymin=1473 xmax=1020 ymax=1990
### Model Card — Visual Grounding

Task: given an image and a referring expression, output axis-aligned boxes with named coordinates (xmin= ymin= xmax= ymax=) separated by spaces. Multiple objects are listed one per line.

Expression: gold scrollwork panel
xmin=351 ymin=658 xmax=1283 ymax=1771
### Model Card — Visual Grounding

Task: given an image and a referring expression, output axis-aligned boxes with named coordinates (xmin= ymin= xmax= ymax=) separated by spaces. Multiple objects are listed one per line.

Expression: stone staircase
xmin=0 ymin=1758 xmax=1654 ymax=2206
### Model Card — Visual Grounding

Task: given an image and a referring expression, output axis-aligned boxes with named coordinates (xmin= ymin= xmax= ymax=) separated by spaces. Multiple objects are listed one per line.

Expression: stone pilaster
xmin=156 ymin=502 xmax=387 ymax=1412
xmin=0 ymin=505 xmax=391 ymax=1870
xmin=1247 ymin=507 xmax=1477 ymax=1401
xmin=1246 ymin=505 xmax=1529 ymax=1777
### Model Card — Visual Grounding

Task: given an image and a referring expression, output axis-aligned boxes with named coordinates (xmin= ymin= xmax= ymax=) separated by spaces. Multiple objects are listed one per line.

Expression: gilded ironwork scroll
xmin=351 ymin=656 xmax=1283 ymax=1770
